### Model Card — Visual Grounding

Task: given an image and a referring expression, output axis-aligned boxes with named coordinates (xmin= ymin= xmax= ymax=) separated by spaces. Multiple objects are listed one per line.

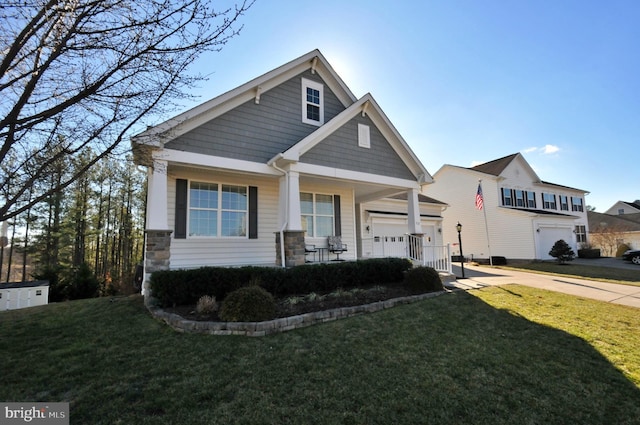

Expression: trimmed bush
xmin=219 ymin=286 xmax=276 ymax=322
xmin=578 ymin=248 xmax=601 ymax=259
xmin=150 ymin=258 xmax=414 ymax=307
xmin=403 ymin=266 xmax=443 ymax=294
xmin=549 ymin=239 xmax=575 ymax=264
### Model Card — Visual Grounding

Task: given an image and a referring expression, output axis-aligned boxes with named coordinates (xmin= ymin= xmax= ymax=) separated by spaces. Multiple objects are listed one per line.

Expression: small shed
xmin=0 ymin=280 xmax=50 ymax=311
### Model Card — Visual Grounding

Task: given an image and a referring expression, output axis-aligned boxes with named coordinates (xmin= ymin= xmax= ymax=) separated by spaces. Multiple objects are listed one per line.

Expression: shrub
xmin=549 ymin=239 xmax=575 ymax=264
xmin=403 ymin=266 xmax=443 ymax=294
xmin=196 ymin=295 xmax=218 ymax=316
xmin=578 ymin=248 xmax=601 ymax=259
xmin=150 ymin=258 xmax=414 ymax=307
xmin=219 ymin=286 xmax=276 ymax=322
xmin=616 ymin=243 xmax=631 ymax=258
xmin=65 ymin=263 xmax=101 ymax=300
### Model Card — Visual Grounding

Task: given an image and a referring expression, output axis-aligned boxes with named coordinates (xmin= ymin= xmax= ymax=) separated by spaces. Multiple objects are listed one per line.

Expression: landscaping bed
xmin=165 ymin=284 xmax=420 ymax=322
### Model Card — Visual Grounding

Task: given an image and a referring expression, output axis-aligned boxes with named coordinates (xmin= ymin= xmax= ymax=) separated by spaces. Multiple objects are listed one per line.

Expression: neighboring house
xmin=425 ymin=153 xmax=589 ymax=261
xmin=132 ymin=50 xmax=444 ymax=295
xmin=604 ymin=200 xmax=640 ymax=216
xmin=588 ymin=211 xmax=640 ymax=256
xmin=0 ymin=281 xmax=49 ymax=311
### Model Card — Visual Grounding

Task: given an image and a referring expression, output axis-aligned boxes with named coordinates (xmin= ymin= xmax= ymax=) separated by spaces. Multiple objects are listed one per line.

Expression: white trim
xmin=147 ymin=159 xmax=169 ymax=229
xmin=358 ymin=123 xmax=370 ymax=148
xmin=159 ymin=149 xmax=280 ymax=176
xmin=290 ymin=162 xmax=421 ymax=190
xmin=301 ymin=77 xmax=324 ymax=126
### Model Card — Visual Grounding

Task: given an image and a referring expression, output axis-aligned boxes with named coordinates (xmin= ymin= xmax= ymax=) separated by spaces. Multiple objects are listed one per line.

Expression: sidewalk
xmin=447 ymin=264 xmax=640 ymax=309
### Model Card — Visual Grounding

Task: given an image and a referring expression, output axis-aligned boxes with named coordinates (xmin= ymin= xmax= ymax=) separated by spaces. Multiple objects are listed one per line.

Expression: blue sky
xmin=178 ymin=0 xmax=640 ymax=212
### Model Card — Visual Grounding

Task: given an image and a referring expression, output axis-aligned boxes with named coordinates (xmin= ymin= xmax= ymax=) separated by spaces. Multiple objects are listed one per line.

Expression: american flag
xmin=475 ymin=183 xmax=484 ymax=210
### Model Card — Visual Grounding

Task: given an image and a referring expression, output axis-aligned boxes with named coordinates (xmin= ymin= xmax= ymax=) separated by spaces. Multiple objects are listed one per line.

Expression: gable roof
xmin=270 ymin=93 xmax=432 ymax=183
xmin=133 ymin=50 xmax=356 ymax=146
xmin=469 ymin=153 xmax=519 ymax=176
xmin=622 ymin=200 xmax=640 ymax=210
xmin=463 ymin=152 xmax=587 ymax=193
xmin=588 ymin=211 xmax=640 ymax=231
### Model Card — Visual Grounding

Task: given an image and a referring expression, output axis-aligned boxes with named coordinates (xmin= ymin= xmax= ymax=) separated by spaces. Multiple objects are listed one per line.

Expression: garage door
xmin=538 ymin=228 xmax=573 ymax=260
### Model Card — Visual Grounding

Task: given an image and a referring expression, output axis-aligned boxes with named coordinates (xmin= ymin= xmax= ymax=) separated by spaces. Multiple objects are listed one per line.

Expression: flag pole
xmin=478 ymin=179 xmax=493 ymax=266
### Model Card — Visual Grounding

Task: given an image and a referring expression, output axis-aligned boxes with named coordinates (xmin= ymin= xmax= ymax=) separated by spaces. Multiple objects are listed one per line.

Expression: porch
xmin=361 ymin=234 xmax=452 ymax=273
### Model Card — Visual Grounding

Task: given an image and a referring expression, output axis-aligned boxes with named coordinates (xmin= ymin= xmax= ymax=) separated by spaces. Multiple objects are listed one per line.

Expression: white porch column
xmin=407 ymin=188 xmax=423 ymax=234
xmin=146 ymin=159 xmax=169 ymax=230
xmin=278 ymin=170 xmax=303 ymax=231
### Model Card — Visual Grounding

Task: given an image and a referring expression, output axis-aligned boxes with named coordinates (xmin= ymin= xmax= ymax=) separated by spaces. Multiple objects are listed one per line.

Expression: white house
xmin=425 ymin=153 xmax=589 ymax=262
xmin=132 ymin=50 xmax=447 ymax=295
xmin=588 ymin=211 xmax=640 ymax=256
xmin=0 ymin=281 xmax=49 ymax=311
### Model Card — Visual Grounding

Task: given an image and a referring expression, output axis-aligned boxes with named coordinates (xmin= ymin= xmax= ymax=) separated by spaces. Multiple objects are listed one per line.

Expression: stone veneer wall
xmin=275 ymin=230 xmax=306 ymax=267
xmin=143 ymin=230 xmax=172 ymax=295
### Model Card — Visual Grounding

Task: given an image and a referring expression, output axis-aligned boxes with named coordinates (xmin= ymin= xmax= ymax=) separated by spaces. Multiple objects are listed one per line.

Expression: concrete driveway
xmin=449 ymin=264 xmax=640 ymax=309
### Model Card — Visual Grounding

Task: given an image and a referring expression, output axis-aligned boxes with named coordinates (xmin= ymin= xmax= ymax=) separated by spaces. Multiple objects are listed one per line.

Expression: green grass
xmin=502 ymin=261 xmax=640 ymax=286
xmin=1 ymin=288 xmax=639 ymax=424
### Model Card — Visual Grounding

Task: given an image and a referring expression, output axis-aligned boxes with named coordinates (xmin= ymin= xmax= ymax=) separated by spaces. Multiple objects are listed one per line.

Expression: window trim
xmin=559 ymin=195 xmax=569 ymax=211
xmin=526 ymin=191 xmax=536 ymax=208
xmin=187 ymin=180 xmax=249 ymax=238
xmin=575 ymin=225 xmax=587 ymax=243
xmin=542 ymin=193 xmax=557 ymax=210
xmin=301 ymin=78 xmax=324 ymax=126
xmin=358 ymin=123 xmax=370 ymax=148
xmin=300 ymin=192 xmax=335 ymax=238
xmin=502 ymin=188 xmax=513 ymax=207
xmin=571 ymin=196 xmax=584 ymax=212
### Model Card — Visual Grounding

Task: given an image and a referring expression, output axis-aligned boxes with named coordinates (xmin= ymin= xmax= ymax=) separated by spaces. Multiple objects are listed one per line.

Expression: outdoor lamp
xmin=456 ymin=222 xmax=465 ymax=278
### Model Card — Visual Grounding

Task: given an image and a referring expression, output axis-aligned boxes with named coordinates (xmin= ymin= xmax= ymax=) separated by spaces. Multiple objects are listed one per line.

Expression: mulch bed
xmin=165 ymin=285 xmax=420 ymax=322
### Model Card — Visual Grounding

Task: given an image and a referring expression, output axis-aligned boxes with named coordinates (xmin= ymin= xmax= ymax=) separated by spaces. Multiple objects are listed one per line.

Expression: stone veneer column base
xmin=143 ymin=229 xmax=172 ymax=298
xmin=275 ymin=231 xmax=306 ymax=267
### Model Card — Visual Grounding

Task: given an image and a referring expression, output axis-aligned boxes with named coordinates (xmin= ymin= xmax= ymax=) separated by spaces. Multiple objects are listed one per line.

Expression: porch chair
xmin=327 ymin=236 xmax=347 ymax=261
xmin=305 ymin=244 xmax=318 ymax=263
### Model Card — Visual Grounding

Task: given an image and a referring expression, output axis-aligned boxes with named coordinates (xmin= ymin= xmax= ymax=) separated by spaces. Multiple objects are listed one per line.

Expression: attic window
xmin=302 ymin=78 xmax=324 ymax=126
xmin=357 ymin=124 xmax=370 ymax=148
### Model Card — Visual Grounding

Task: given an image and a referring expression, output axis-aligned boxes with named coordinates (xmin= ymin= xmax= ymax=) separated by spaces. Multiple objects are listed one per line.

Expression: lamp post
xmin=456 ymin=222 xmax=465 ymax=278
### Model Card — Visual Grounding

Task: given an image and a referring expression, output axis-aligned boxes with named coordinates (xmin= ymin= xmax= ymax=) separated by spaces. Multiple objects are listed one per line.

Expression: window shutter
xmin=501 ymin=188 xmax=505 ymax=206
xmin=175 ymin=179 xmax=188 ymax=239
xmin=334 ymin=195 xmax=341 ymax=237
xmin=249 ymin=186 xmax=258 ymax=239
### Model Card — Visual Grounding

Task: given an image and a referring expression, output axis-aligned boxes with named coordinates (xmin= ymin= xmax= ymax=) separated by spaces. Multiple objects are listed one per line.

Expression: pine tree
xmin=549 ymin=239 xmax=575 ymax=264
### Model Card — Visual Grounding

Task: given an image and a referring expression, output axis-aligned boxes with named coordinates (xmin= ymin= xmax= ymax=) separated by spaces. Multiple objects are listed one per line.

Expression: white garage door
xmin=538 ymin=228 xmax=573 ymax=260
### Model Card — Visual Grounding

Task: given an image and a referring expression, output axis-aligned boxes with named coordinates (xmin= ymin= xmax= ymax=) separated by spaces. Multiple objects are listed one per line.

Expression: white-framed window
xmin=358 ymin=123 xmax=370 ymax=148
xmin=188 ymin=182 xmax=247 ymax=237
xmin=526 ymin=191 xmax=537 ymax=208
xmin=575 ymin=225 xmax=587 ymax=243
xmin=542 ymin=193 xmax=557 ymax=209
xmin=301 ymin=78 xmax=324 ymax=126
xmin=515 ymin=190 xmax=525 ymax=207
xmin=571 ymin=197 xmax=584 ymax=212
xmin=502 ymin=188 xmax=513 ymax=206
xmin=559 ymin=195 xmax=569 ymax=211
xmin=300 ymin=192 xmax=334 ymax=237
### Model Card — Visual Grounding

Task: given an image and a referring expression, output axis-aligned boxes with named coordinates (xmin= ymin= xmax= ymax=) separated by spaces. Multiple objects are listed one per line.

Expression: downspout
xmin=269 ymin=154 xmax=288 ymax=268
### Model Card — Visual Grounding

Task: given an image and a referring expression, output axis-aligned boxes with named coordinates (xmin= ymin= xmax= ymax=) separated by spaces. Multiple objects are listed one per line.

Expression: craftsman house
xmin=132 ymin=50 xmax=446 ymax=295
xmin=426 ymin=153 xmax=590 ymax=261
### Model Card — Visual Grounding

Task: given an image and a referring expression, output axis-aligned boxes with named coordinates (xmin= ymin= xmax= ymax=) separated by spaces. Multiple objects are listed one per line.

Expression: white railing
xmin=364 ymin=234 xmax=451 ymax=273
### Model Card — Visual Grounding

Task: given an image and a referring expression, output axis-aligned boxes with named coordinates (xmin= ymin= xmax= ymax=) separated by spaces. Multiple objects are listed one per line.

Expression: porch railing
xmin=406 ymin=234 xmax=452 ymax=273
xmin=364 ymin=234 xmax=451 ymax=273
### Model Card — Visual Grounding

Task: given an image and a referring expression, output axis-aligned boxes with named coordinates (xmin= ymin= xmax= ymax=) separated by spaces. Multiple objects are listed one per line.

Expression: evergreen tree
xmin=549 ymin=239 xmax=575 ymax=264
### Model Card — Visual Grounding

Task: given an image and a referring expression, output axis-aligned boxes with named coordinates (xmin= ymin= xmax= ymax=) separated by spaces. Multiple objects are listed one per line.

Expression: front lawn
xmin=1 ymin=286 xmax=639 ymax=424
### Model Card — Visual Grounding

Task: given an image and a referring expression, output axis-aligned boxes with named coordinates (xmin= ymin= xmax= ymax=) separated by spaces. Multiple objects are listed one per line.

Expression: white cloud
xmin=521 ymin=145 xmax=561 ymax=155
xmin=542 ymin=144 xmax=560 ymax=154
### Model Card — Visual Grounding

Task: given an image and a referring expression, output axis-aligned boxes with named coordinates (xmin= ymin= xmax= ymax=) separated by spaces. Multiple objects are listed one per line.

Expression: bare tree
xmin=0 ymin=0 xmax=254 ymax=222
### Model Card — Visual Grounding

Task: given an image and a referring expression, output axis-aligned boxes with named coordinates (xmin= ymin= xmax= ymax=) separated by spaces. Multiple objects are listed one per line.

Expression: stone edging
xmin=147 ymin=290 xmax=450 ymax=337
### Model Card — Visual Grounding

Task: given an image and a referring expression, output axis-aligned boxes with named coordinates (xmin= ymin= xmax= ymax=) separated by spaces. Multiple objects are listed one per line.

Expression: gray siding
xmin=300 ymin=115 xmax=416 ymax=180
xmin=165 ymin=70 xmax=346 ymax=162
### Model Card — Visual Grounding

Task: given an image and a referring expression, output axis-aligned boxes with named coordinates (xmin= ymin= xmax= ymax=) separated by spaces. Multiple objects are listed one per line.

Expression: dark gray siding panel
xmin=300 ymin=116 xmax=417 ymax=180
xmin=165 ymin=70 xmax=346 ymax=163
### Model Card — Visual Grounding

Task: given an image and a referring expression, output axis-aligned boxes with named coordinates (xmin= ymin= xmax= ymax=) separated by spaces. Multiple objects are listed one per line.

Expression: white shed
xmin=0 ymin=280 xmax=50 ymax=311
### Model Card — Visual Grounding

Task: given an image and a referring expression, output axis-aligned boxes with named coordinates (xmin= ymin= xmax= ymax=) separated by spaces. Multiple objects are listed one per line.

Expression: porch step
xmin=439 ymin=272 xmax=457 ymax=285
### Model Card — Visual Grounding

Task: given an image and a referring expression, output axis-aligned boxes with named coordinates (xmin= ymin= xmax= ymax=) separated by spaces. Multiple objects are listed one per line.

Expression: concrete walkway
xmin=448 ymin=264 xmax=640 ymax=309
